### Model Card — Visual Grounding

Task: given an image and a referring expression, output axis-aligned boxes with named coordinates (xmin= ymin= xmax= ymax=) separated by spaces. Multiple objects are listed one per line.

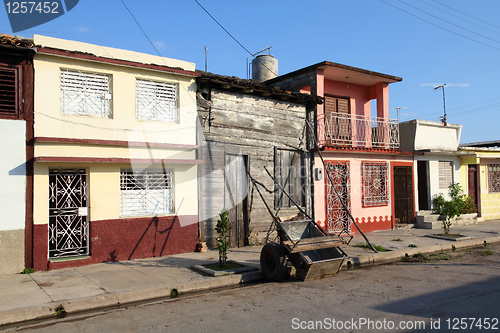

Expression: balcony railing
xmin=318 ymin=113 xmax=400 ymax=149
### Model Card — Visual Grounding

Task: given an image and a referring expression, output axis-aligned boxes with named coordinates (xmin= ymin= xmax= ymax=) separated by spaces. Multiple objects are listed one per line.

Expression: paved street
xmin=7 ymin=244 xmax=500 ymax=333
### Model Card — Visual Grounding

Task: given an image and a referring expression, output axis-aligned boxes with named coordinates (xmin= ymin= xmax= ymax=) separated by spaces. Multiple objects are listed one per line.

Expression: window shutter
xmin=0 ymin=67 xmax=17 ymax=114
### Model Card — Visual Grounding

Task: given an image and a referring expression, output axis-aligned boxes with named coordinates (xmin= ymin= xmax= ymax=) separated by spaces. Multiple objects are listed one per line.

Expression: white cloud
xmin=74 ymin=26 xmax=90 ymax=33
xmin=153 ymin=40 xmax=166 ymax=50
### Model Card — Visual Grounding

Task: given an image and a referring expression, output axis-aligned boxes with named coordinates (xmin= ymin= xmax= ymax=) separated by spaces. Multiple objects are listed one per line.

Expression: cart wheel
xmin=260 ymin=242 xmax=288 ymax=282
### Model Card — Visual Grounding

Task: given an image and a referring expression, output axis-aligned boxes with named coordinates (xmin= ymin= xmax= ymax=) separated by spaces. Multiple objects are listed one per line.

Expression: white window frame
xmin=120 ymin=169 xmax=174 ymax=217
xmin=439 ymin=161 xmax=453 ymax=189
xmin=60 ymin=69 xmax=112 ymax=118
xmin=136 ymin=79 xmax=178 ymax=122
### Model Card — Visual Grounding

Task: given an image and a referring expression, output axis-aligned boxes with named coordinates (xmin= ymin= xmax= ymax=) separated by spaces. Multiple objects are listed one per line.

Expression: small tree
xmin=432 ymin=183 xmax=477 ymax=234
xmin=215 ymin=211 xmax=231 ymax=268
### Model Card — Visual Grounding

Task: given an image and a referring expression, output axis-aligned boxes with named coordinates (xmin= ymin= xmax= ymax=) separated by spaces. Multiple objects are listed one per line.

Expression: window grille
xmin=136 ymin=79 xmax=178 ymax=122
xmin=362 ymin=162 xmax=389 ymax=207
xmin=439 ymin=161 xmax=453 ymax=189
xmin=274 ymin=149 xmax=305 ymax=208
xmin=120 ymin=169 xmax=174 ymax=217
xmin=488 ymin=164 xmax=500 ymax=193
xmin=61 ymin=69 xmax=112 ymax=118
xmin=0 ymin=67 xmax=18 ymax=114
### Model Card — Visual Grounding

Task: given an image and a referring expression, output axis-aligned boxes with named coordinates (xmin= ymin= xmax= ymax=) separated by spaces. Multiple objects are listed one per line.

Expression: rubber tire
xmin=260 ymin=242 xmax=288 ymax=282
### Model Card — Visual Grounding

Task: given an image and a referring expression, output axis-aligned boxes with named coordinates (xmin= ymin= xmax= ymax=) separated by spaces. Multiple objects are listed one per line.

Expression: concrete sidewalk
xmin=1 ymin=221 xmax=499 ymax=328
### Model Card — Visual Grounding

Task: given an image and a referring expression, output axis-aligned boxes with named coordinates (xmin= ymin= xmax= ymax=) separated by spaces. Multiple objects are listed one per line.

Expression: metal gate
xmin=325 ymin=161 xmax=351 ymax=232
xmin=393 ymin=166 xmax=414 ymax=224
xmin=49 ymin=169 xmax=89 ymax=258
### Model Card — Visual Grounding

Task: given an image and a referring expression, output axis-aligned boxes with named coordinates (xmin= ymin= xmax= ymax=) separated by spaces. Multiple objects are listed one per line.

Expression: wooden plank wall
xmin=198 ymin=89 xmax=312 ymax=247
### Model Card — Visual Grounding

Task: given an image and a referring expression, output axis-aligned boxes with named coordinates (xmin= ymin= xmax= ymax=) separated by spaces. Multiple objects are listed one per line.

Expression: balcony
xmin=317 ymin=113 xmax=400 ymax=150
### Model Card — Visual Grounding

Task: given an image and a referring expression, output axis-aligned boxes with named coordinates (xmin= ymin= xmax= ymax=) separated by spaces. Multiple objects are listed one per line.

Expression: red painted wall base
xmin=318 ymin=215 xmax=393 ymax=237
xmin=353 ymin=215 xmax=393 ymax=234
xmin=33 ymin=215 xmax=198 ymax=271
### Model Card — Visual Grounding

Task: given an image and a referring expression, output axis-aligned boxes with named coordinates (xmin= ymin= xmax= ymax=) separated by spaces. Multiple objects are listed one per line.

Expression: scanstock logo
xmin=4 ymin=0 xmax=79 ymax=33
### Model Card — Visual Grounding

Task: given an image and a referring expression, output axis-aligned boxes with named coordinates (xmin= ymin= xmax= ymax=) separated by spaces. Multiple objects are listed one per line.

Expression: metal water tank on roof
xmin=252 ymin=54 xmax=278 ymax=82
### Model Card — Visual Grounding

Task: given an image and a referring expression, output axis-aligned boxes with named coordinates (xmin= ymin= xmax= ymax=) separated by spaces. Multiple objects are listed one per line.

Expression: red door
xmin=468 ymin=165 xmax=480 ymax=216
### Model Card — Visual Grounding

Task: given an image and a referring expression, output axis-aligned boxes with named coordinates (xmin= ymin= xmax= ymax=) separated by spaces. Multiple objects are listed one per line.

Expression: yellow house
xmin=460 ymin=142 xmax=500 ymax=222
xmin=31 ymin=35 xmax=201 ymax=270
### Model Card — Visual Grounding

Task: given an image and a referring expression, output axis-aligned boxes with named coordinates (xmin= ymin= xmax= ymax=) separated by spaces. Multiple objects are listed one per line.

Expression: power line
xmin=447 ymin=102 xmax=500 ymax=118
xmin=398 ymin=0 xmax=500 ymax=45
xmin=120 ymin=0 xmax=163 ymax=58
xmin=411 ymin=99 xmax=500 ymax=119
xmin=417 ymin=0 xmax=500 ymax=36
xmin=432 ymin=0 xmax=500 ymax=30
xmin=379 ymin=0 xmax=500 ymax=51
xmin=120 ymin=0 xmax=198 ymax=106
xmin=194 ymin=0 xmax=254 ymax=58
xmin=194 ymin=0 xmax=279 ymax=79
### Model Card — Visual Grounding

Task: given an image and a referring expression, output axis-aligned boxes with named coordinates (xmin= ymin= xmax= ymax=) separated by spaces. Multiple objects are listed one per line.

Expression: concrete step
xmin=416 ymin=211 xmax=478 ymax=229
xmin=417 ymin=220 xmax=443 ymax=230
xmin=416 ymin=210 xmax=436 ymax=216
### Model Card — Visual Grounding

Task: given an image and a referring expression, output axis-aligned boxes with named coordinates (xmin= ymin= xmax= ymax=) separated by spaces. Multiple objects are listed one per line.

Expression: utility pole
xmin=204 ymin=46 xmax=207 ymax=72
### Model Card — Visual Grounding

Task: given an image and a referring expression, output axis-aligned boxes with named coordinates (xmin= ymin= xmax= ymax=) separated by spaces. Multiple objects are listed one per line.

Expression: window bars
xmin=61 ymin=70 xmax=112 ymax=118
xmin=136 ymin=79 xmax=178 ymax=122
xmin=488 ymin=164 xmax=500 ymax=193
xmin=120 ymin=169 xmax=174 ymax=217
xmin=361 ymin=162 xmax=389 ymax=207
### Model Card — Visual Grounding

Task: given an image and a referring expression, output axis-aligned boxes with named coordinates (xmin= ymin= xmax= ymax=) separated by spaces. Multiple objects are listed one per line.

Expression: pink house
xmin=266 ymin=61 xmax=414 ymax=234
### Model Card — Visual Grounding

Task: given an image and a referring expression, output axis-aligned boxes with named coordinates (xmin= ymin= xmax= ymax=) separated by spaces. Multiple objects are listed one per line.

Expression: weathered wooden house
xmin=0 ymin=35 xmax=35 ymax=274
xmin=196 ymin=72 xmax=322 ymax=247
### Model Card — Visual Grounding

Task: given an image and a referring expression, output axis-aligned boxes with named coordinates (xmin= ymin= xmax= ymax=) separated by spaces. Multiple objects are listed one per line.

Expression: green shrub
xmin=20 ymin=268 xmax=35 ymax=274
xmin=432 ymin=183 xmax=477 ymax=234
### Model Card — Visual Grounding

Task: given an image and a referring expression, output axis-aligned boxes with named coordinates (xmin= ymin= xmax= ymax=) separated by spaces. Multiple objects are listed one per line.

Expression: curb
xmin=0 ymin=271 xmax=264 ymax=327
xmin=1 ymin=236 xmax=498 ymax=328
xmin=344 ymin=235 xmax=500 ymax=268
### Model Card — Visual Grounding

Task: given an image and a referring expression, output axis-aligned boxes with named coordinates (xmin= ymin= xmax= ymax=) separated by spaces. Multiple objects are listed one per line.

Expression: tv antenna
xmin=420 ymin=83 xmax=470 ymax=125
xmin=394 ymin=107 xmax=407 ymax=121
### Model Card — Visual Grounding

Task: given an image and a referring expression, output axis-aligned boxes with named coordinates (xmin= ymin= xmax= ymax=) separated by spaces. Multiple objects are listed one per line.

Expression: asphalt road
xmin=8 ymin=244 xmax=500 ymax=333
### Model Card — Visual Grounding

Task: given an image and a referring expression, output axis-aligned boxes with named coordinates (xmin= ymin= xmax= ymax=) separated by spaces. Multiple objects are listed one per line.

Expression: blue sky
xmin=2 ymin=0 xmax=499 ymax=144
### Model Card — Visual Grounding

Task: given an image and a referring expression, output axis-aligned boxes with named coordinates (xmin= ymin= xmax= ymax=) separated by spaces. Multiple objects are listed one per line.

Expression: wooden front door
xmin=325 ymin=161 xmax=351 ymax=232
xmin=468 ymin=164 xmax=480 ymax=216
xmin=224 ymin=154 xmax=249 ymax=247
xmin=393 ymin=166 xmax=414 ymax=224
xmin=324 ymin=95 xmax=351 ymax=143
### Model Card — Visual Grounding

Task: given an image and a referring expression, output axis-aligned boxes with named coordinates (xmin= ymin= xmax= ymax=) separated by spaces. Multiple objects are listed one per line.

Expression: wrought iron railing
xmin=317 ymin=113 xmax=400 ymax=149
